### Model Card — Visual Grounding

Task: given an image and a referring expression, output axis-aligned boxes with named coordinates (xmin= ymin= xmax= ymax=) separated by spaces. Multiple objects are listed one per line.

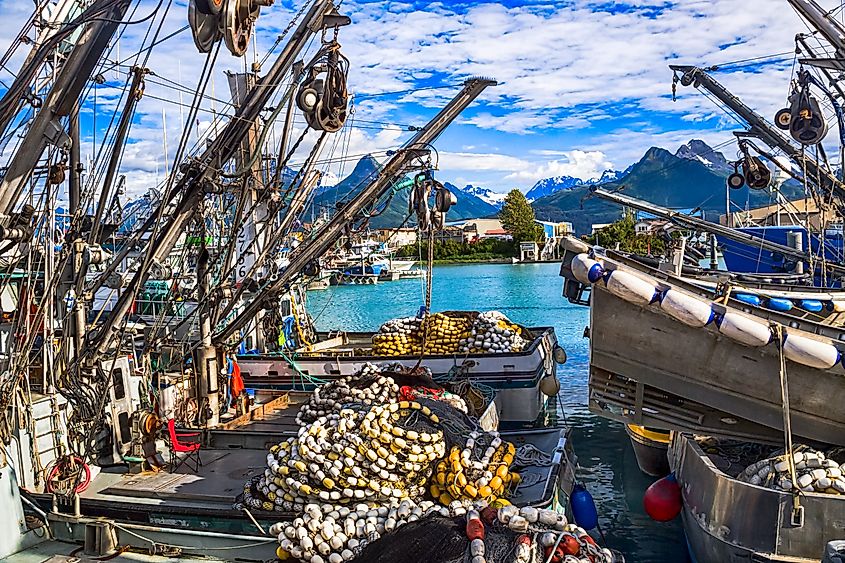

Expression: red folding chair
xmin=166 ymin=419 xmax=202 ymax=473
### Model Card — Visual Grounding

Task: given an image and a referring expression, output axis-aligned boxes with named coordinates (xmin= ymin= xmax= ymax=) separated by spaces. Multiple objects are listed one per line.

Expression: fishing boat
xmin=0 ymin=0 xmax=606 ymax=561
xmin=671 ymin=433 xmax=845 ymax=563
xmin=625 ymin=425 xmax=670 ymax=478
xmin=238 ymin=324 xmax=565 ymax=427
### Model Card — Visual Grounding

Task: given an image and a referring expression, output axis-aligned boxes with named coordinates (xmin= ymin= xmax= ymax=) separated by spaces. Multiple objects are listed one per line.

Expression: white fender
xmin=782 ymin=331 xmax=841 ymax=370
xmin=604 ymin=269 xmax=658 ymax=306
xmin=571 ymin=254 xmax=604 ymax=285
xmin=716 ymin=311 xmax=772 ymax=347
xmin=659 ymin=289 xmax=714 ymax=328
xmin=562 ymin=237 xmax=591 ymax=254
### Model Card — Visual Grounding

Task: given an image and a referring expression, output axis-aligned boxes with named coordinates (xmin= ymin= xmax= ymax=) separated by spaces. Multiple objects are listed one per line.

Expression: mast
xmin=670 ymin=65 xmax=844 ymax=200
xmin=88 ymin=0 xmax=340 ymax=357
xmin=214 ymin=77 xmax=497 ymax=344
xmin=787 ymin=0 xmax=845 ymax=59
xmin=0 ymin=0 xmax=132 ymax=217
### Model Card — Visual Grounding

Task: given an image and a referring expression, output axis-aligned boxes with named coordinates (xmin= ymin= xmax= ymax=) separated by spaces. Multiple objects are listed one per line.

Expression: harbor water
xmin=308 ymin=262 xmax=691 ymax=563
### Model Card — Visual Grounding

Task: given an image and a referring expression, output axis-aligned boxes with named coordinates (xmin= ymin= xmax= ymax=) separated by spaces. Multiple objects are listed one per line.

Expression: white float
xmin=659 ymin=289 xmax=714 ymax=328
xmin=716 ymin=311 xmax=773 ymax=347
xmin=570 ymin=254 xmax=604 ymax=285
xmin=603 ymin=269 xmax=658 ymax=306
xmin=782 ymin=331 xmax=841 ymax=369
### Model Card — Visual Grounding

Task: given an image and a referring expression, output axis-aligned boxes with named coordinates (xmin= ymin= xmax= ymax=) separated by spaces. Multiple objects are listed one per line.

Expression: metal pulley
xmin=741 ymin=155 xmax=771 ymax=190
xmin=297 ymin=44 xmax=350 ymax=132
xmin=788 ymin=76 xmax=829 ymax=145
xmin=188 ymin=0 xmax=271 ymax=57
xmin=188 ymin=0 xmax=221 ymax=53
xmin=727 ymin=162 xmax=745 ymax=190
xmin=435 ymin=186 xmax=457 ymax=213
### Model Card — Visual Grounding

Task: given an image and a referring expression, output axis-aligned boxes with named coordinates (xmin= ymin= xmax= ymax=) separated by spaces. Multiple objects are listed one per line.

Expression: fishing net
xmin=347 ymin=507 xmax=619 ymax=563
xmin=371 ymin=311 xmax=531 ymax=357
xmin=235 ymin=362 xmax=587 ymax=563
xmin=738 ymin=444 xmax=845 ymax=495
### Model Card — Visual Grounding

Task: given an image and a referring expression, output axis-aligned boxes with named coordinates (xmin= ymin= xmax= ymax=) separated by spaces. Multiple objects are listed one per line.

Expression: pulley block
xmin=188 ymin=0 xmax=263 ymax=57
xmin=188 ymin=0 xmax=221 ymax=53
xmin=222 ymin=0 xmax=255 ymax=58
xmin=741 ymin=156 xmax=771 ymax=190
xmin=774 ymin=108 xmax=791 ymax=130
xmin=789 ymin=93 xmax=828 ymax=145
xmin=297 ymin=47 xmax=350 ymax=132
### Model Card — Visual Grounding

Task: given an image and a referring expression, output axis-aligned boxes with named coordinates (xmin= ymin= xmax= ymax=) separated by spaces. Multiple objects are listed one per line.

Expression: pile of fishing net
xmin=371 ymin=311 xmax=530 ymax=357
xmin=309 ymin=504 xmax=618 ymax=563
xmin=295 ymin=364 xmax=468 ymax=425
xmin=237 ymin=363 xmax=582 ymax=563
xmin=739 ymin=445 xmax=845 ymax=495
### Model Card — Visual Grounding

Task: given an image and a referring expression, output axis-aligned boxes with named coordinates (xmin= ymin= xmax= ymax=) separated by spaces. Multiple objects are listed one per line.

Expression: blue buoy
xmin=570 ymin=483 xmax=599 ymax=530
xmin=766 ymin=298 xmax=793 ymax=312
xmin=734 ymin=293 xmax=761 ymax=307
xmin=798 ymin=299 xmax=824 ymax=312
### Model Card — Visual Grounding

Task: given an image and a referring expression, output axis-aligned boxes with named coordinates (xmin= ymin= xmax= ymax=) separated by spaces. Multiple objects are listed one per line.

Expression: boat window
xmin=112 ymin=368 xmax=125 ymax=400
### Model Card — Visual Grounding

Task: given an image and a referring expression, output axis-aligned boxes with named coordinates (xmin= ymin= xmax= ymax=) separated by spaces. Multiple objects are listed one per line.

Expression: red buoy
xmin=643 ymin=473 xmax=682 ymax=522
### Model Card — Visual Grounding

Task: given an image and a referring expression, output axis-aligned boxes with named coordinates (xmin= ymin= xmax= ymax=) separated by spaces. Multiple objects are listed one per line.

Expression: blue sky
xmin=0 ymin=0 xmax=834 ymax=197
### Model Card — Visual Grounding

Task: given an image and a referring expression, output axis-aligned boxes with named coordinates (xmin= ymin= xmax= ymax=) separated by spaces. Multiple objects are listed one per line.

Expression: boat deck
xmin=7 ymin=541 xmax=224 ymax=562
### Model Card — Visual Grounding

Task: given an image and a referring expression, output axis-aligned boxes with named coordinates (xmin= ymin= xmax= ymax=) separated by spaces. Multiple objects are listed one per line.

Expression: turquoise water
xmin=308 ymin=262 xmax=691 ymax=563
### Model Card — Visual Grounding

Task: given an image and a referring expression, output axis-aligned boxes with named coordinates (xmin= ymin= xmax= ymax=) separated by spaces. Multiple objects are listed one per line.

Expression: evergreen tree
xmin=499 ymin=189 xmax=544 ymax=242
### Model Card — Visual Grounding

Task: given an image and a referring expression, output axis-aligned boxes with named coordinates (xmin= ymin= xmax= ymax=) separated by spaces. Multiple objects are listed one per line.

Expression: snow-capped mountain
xmin=674 ymin=139 xmax=731 ymax=173
xmin=457 ymin=184 xmax=507 ymax=208
xmin=525 ymin=169 xmax=625 ymax=202
xmin=525 ymin=176 xmax=583 ymax=201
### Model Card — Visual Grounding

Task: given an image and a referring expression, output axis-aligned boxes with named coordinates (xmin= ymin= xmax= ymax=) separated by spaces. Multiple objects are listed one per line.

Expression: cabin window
xmin=112 ymin=368 xmax=125 ymax=400
xmin=118 ymin=411 xmax=131 ymax=443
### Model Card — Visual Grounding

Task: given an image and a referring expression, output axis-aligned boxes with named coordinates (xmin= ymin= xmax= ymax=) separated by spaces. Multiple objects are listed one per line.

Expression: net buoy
xmin=643 ymin=473 xmax=682 ymax=522
xmin=798 ymin=299 xmax=824 ymax=313
xmin=659 ymin=290 xmax=714 ymax=328
xmin=539 ymin=375 xmax=560 ymax=397
xmin=570 ymin=254 xmax=604 ymax=285
xmin=603 ymin=269 xmax=658 ymax=306
xmin=827 ymin=301 xmax=845 ymax=313
xmin=569 ymin=484 xmax=598 ymax=530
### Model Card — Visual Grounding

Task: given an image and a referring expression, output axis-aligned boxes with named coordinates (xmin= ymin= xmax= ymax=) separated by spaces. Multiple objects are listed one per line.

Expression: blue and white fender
xmin=659 ymin=289 xmax=715 ymax=328
xmin=715 ymin=311 xmax=773 ymax=347
xmin=570 ymin=254 xmax=605 ymax=285
xmin=782 ymin=331 xmax=841 ymax=370
xmin=603 ymin=269 xmax=659 ymax=306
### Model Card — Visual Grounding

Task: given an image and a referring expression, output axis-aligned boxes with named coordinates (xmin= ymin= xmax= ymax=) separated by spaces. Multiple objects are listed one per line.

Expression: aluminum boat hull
xmin=672 ymin=433 xmax=845 ymax=562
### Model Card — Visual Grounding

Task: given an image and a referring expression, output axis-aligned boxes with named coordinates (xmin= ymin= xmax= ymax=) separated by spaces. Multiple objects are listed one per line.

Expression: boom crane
xmin=87 ymin=0 xmax=342 ymax=359
xmin=213 ymin=77 xmax=497 ymax=345
xmin=670 ymin=65 xmax=845 ymax=201
xmin=788 ymin=0 xmax=845 ymax=62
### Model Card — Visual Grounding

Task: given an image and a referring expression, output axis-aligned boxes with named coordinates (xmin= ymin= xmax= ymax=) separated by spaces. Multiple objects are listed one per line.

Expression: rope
xmin=773 ymin=323 xmax=803 ymax=523
xmin=514 ymin=444 xmax=553 ymax=467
